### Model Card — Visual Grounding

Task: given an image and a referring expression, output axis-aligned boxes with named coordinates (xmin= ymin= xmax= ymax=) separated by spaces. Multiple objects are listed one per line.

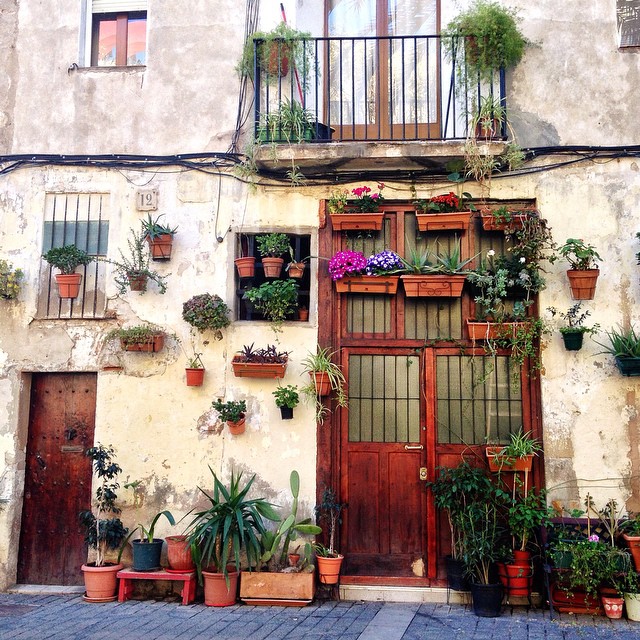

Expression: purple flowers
xmin=328 ymin=249 xmax=402 ymax=280
xmin=328 ymin=250 xmax=367 ymax=281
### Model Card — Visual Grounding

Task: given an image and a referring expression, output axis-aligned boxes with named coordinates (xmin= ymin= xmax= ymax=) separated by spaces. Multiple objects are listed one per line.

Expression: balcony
xmin=252 ymin=35 xmax=507 ymax=176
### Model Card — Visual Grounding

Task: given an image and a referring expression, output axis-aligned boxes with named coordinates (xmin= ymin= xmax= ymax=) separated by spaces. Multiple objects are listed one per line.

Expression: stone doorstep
xmin=8 ymin=584 xmax=85 ymax=595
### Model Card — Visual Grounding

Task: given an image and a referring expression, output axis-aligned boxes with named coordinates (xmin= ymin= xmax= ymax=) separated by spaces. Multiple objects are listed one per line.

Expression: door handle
xmin=404 ymin=444 xmax=424 ymax=450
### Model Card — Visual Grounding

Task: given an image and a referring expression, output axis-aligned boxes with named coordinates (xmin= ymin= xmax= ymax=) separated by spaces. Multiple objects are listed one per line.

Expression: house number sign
xmin=135 ymin=189 xmax=158 ymax=211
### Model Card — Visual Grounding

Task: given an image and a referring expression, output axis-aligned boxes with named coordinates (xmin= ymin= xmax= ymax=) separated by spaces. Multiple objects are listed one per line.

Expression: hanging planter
xmin=185 ymin=367 xmax=205 ymax=386
xmin=480 ymin=209 xmax=531 ymax=231
xmin=401 ymin=274 xmax=466 ymax=298
xmin=127 ymin=272 xmax=149 ymax=292
xmin=466 ymin=319 xmax=524 ymax=341
xmin=615 ymin=356 xmax=640 ymax=376
xmin=415 ymin=211 xmax=471 ymax=232
xmin=235 ymin=256 xmax=256 ymax=279
xmin=212 ymin=399 xmax=247 ymax=435
xmin=146 ymin=234 xmax=174 ymax=260
xmin=566 ymin=269 xmax=600 ymax=300
xmin=486 ymin=447 xmax=534 ymax=472
xmin=334 ymin=275 xmax=399 ymax=295
xmin=107 ymin=325 xmax=166 ymax=353
xmin=227 ymin=416 xmax=246 ymax=435
xmin=561 ymin=330 xmax=584 ymax=351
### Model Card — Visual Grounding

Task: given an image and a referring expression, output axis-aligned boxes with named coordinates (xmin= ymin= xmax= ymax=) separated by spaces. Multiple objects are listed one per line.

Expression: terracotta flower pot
xmin=415 ymin=211 xmax=471 ymax=232
xmin=166 ymin=535 xmax=195 ymax=572
xmin=127 ymin=273 xmax=148 ymax=292
xmin=602 ymin=595 xmax=624 ymax=619
xmin=146 ymin=234 xmax=173 ymax=260
xmin=235 ymin=257 xmax=256 ymax=279
xmin=202 ymin=570 xmax=239 ymax=607
xmin=81 ymin=563 xmax=123 ymax=602
xmin=624 ymin=533 xmax=640 ymax=571
xmin=566 ymin=269 xmax=599 ymax=300
xmin=330 ymin=212 xmax=385 ymax=231
xmin=316 ymin=554 xmax=343 ymax=585
xmin=334 ymin=275 xmax=399 ymax=294
xmin=311 ymin=371 xmax=331 ymax=397
xmin=262 ymin=257 xmax=284 ymax=278
xmin=55 ymin=273 xmax=82 ymax=299
xmin=185 ymin=368 xmax=205 ymax=386
xmin=288 ymin=262 xmax=306 ymax=278
xmin=227 ymin=415 xmax=246 ymax=435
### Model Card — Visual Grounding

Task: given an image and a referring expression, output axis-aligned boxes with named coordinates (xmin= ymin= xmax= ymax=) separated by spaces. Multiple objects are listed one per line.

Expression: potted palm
xmin=212 ymin=398 xmax=247 ymax=435
xmin=255 ymin=233 xmax=290 ymax=277
xmin=548 ymin=303 xmax=600 ymax=352
xmin=140 ymin=214 xmax=178 ymax=260
xmin=185 ymin=469 xmax=279 ymax=607
xmin=272 ymin=384 xmax=299 ymax=420
xmin=558 ymin=238 xmax=601 ymax=300
xmin=42 ymin=244 xmax=93 ymax=298
xmin=244 ymin=279 xmax=299 ymax=331
xmin=314 ymin=487 xmax=346 ymax=585
xmin=78 ymin=444 xmax=129 ymax=602
xmin=182 ymin=293 xmax=231 ymax=340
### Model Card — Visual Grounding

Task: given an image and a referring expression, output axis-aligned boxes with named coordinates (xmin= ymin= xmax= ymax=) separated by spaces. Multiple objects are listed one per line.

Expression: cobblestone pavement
xmin=1 ymin=594 xmax=640 ymax=640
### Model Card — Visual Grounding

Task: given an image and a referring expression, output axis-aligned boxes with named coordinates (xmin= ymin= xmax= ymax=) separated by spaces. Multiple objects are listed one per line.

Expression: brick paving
xmin=1 ymin=594 xmax=640 ymax=640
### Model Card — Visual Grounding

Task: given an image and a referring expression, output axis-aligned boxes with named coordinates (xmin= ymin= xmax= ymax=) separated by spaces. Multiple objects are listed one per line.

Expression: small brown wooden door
xmin=17 ymin=373 xmax=97 ymax=585
xmin=341 ymin=350 xmax=429 ymax=578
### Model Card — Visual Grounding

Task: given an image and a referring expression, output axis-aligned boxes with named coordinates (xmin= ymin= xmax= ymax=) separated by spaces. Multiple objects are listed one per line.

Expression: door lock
xmin=419 ymin=467 xmax=428 ymax=481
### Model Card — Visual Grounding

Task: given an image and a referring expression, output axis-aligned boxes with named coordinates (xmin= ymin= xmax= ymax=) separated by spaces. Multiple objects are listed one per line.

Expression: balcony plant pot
xmin=561 ymin=331 xmax=584 ymax=351
xmin=120 ymin=334 xmax=165 ymax=353
xmin=469 ymin=582 xmax=503 ymax=617
xmin=401 ymin=274 xmax=466 ymax=298
xmin=185 ymin=367 xmax=205 ymax=387
xmin=262 ymin=257 xmax=284 ymax=278
xmin=602 ymin=595 xmax=624 ymax=619
xmin=146 ymin=234 xmax=173 ymax=261
xmin=131 ymin=539 xmax=163 ymax=571
xmin=445 ymin=556 xmax=469 ymax=591
xmin=55 ymin=273 xmax=83 ymax=299
xmin=227 ymin=415 xmax=246 ymax=436
xmin=202 ymin=569 xmax=239 ymax=607
xmin=466 ymin=320 xmax=524 ymax=342
xmin=280 ymin=406 xmax=294 ymax=420
xmin=81 ymin=563 xmax=123 ymax=602
xmin=288 ymin=262 xmax=306 ymax=278
xmin=615 ymin=357 xmax=640 ymax=377
xmin=334 ymin=275 xmax=399 ymax=295
xmin=165 ymin=535 xmax=195 ymax=572
xmin=625 ymin=593 xmax=640 ymax=621
xmin=317 ymin=555 xmax=344 ymax=585
xmin=231 ymin=355 xmax=288 ymax=379
xmin=330 ymin=212 xmax=385 ymax=232
xmin=235 ymin=256 xmax=256 ymax=279
xmin=566 ymin=269 xmax=599 ymax=300
xmin=239 ymin=571 xmax=315 ymax=606
xmin=415 ymin=211 xmax=471 ymax=232
xmin=623 ymin=533 xmax=640 ymax=570
xmin=485 ymin=447 xmax=534 ymax=473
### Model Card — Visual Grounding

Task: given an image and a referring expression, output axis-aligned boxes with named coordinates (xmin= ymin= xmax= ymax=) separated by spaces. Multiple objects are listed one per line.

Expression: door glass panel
xmin=349 ymin=354 xmax=421 ymax=442
xmin=436 ymin=355 xmax=522 ymax=445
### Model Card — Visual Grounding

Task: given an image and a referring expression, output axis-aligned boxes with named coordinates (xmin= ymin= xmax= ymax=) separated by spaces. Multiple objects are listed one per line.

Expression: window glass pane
xmin=127 ymin=17 xmax=146 ymax=64
xmin=96 ymin=18 xmax=117 ymax=66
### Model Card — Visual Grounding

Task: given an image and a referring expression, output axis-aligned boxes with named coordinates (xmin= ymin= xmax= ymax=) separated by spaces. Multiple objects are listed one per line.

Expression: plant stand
xmin=117 ymin=568 xmax=196 ymax=605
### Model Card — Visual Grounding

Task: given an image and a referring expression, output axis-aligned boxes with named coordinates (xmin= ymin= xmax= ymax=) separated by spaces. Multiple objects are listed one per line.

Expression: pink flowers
xmin=349 ymin=184 xmax=385 ymax=212
xmin=328 ymin=250 xmax=368 ymax=281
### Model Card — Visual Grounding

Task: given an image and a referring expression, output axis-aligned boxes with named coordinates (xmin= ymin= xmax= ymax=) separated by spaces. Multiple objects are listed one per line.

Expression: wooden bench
xmin=116 ymin=568 xmax=197 ymax=605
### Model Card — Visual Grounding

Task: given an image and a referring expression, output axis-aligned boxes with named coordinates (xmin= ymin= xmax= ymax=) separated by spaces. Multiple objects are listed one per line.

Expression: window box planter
xmin=401 ymin=274 xmax=466 ymax=298
xmin=614 ymin=356 xmax=640 ymax=377
xmin=480 ymin=212 xmax=529 ymax=231
xmin=466 ymin=320 xmax=525 ymax=341
xmin=415 ymin=211 xmax=471 ymax=232
xmin=329 ymin=212 xmax=385 ymax=232
xmin=485 ymin=447 xmax=534 ymax=472
xmin=120 ymin=333 xmax=165 ymax=353
xmin=334 ymin=275 xmax=399 ymax=295
xmin=566 ymin=269 xmax=599 ymax=300
xmin=231 ymin=355 xmax=288 ymax=379
xmin=239 ymin=571 xmax=315 ymax=606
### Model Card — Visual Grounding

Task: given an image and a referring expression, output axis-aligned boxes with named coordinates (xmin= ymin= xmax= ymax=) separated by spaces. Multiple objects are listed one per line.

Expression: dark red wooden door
xmin=18 ymin=373 xmax=97 ymax=585
xmin=341 ymin=350 xmax=429 ymax=578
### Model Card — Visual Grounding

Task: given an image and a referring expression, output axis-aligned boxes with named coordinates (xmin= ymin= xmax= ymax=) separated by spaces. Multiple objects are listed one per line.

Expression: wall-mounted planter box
xmin=330 ymin=212 xmax=385 ymax=231
xmin=334 ymin=276 xmax=399 ymax=295
xmin=401 ymin=274 xmax=466 ymax=297
xmin=231 ymin=356 xmax=288 ymax=379
xmin=415 ymin=211 xmax=471 ymax=232
xmin=120 ymin=334 xmax=165 ymax=352
xmin=481 ymin=212 xmax=530 ymax=231
xmin=466 ymin=320 xmax=524 ymax=341
xmin=239 ymin=571 xmax=315 ymax=606
xmin=486 ymin=447 xmax=534 ymax=472
xmin=615 ymin=356 xmax=640 ymax=377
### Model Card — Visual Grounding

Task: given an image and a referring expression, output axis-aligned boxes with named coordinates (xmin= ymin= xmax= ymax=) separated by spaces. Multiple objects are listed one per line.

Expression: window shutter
xmin=92 ymin=0 xmax=147 ymax=12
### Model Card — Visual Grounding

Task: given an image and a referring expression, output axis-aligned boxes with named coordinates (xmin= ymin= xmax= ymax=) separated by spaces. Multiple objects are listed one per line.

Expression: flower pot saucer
xmin=82 ymin=593 xmax=117 ymax=603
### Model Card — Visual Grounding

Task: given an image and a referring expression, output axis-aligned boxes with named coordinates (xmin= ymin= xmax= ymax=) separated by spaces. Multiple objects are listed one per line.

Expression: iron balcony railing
xmin=253 ymin=34 xmax=506 ymax=144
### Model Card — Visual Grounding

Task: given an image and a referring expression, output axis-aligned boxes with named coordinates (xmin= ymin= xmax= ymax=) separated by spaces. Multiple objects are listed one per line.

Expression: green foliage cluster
xmin=182 ymin=293 xmax=230 ymax=339
xmin=0 ymin=259 xmax=23 ymax=299
xmin=212 ymin=398 xmax=247 ymax=423
xmin=42 ymin=244 xmax=93 ymax=275
xmin=272 ymin=384 xmax=300 ymax=409
xmin=245 ymin=279 xmax=299 ymax=329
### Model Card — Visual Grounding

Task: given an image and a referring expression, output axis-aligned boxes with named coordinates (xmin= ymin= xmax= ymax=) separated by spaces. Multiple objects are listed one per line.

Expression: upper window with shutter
xmin=617 ymin=0 xmax=640 ymax=47
xmin=88 ymin=0 xmax=147 ymax=67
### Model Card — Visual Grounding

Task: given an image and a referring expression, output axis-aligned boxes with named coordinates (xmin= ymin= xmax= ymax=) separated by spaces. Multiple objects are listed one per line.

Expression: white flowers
xmin=487 ymin=250 xmax=495 ymax=257
xmin=520 ymin=257 xmax=526 ymax=263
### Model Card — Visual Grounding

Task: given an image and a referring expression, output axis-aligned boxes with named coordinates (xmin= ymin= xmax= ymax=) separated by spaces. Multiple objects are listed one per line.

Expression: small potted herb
xmin=272 ymin=384 xmax=299 ymax=420
xmin=558 ymin=238 xmax=601 ymax=300
xmin=255 ymin=233 xmax=291 ymax=278
xmin=548 ymin=303 xmax=600 ymax=351
xmin=212 ymin=398 xmax=247 ymax=435
xmin=140 ymin=214 xmax=178 ymax=261
xmin=42 ymin=244 xmax=94 ymax=299
xmin=182 ymin=293 xmax=231 ymax=340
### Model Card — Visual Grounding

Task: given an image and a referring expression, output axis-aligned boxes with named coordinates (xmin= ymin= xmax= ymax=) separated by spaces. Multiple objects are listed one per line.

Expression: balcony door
xmin=327 ymin=0 xmax=440 ymax=140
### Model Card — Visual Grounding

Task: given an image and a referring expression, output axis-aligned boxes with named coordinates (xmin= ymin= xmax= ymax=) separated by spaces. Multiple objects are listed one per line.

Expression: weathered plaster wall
xmin=0 ymin=1 xmax=18 ymax=153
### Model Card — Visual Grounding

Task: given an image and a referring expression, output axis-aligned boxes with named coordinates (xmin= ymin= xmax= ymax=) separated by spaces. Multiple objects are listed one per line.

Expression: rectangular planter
xmin=231 ymin=356 xmax=288 ymax=379
xmin=401 ymin=274 xmax=466 ymax=297
xmin=481 ymin=212 xmax=530 ymax=231
xmin=614 ymin=356 xmax=640 ymax=376
xmin=120 ymin=334 xmax=165 ymax=353
xmin=334 ymin=275 xmax=399 ymax=295
xmin=415 ymin=211 xmax=471 ymax=232
xmin=466 ymin=320 xmax=525 ymax=341
xmin=486 ymin=447 xmax=534 ymax=472
xmin=329 ymin=212 xmax=385 ymax=231
xmin=239 ymin=571 xmax=315 ymax=606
